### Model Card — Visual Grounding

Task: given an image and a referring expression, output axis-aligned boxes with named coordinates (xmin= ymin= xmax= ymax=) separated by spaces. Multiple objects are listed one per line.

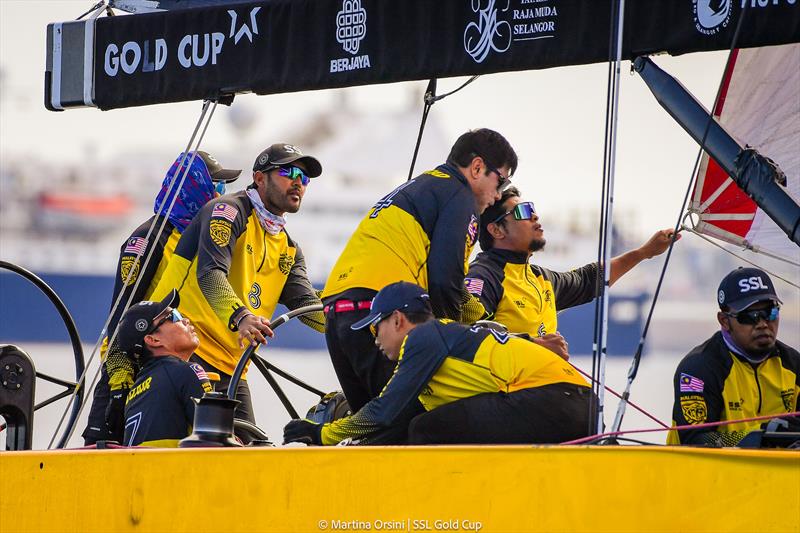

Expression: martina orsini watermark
xmin=317 ymin=518 xmax=483 ymax=531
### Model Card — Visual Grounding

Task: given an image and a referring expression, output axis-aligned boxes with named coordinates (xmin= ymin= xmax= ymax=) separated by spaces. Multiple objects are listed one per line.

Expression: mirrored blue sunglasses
xmin=277 ymin=166 xmax=311 ymax=186
xmin=491 ymin=201 xmax=536 ymax=225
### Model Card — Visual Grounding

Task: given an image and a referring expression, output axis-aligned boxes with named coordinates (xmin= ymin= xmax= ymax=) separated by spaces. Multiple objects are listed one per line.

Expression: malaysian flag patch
xmin=212 ymin=202 xmax=238 ymax=222
xmin=124 ymin=237 xmax=148 ymax=255
xmin=679 ymin=373 xmax=704 ymax=392
xmin=190 ymin=363 xmax=209 ymax=382
xmin=464 ymin=277 xmax=484 ymax=296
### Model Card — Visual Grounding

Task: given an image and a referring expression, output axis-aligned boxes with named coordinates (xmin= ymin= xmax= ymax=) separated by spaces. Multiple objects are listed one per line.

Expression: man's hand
xmin=236 ymin=313 xmax=274 ymax=348
xmin=532 ymin=332 xmax=569 ymax=361
xmin=639 ymin=228 xmax=681 ymax=259
xmin=283 ymin=418 xmax=322 ymax=445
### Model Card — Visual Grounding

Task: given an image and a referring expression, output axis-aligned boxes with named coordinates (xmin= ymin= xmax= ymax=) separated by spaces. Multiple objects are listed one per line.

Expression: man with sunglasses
xmin=284 ymin=281 xmax=594 ymax=446
xmin=667 ymin=267 xmax=799 ymax=446
xmin=150 ymin=143 xmax=325 ymax=423
xmin=83 ymin=150 xmax=241 ymax=446
xmin=320 ymin=128 xmax=518 ymax=412
xmin=116 ymin=290 xmax=213 ymax=447
xmin=466 ymin=187 xmax=676 ymax=359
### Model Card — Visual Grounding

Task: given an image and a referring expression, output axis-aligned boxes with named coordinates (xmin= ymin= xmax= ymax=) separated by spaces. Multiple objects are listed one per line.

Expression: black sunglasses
xmin=724 ymin=305 xmax=780 ymax=326
xmin=474 ymin=153 xmax=511 ymax=192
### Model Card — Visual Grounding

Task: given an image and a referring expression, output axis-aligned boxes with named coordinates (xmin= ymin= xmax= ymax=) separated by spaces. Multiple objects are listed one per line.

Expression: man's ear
xmin=144 ymin=333 xmax=164 ymax=350
xmin=488 ymin=221 xmax=505 ymax=241
xmin=252 ymin=170 xmax=266 ymax=188
xmin=717 ymin=311 xmax=730 ymax=331
xmin=469 ymin=156 xmax=483 ymax=179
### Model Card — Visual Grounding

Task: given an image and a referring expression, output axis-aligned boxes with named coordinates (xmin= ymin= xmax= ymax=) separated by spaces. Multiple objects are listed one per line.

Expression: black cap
xmin=351 ymin=282 xmax=431 ymax=330
xmin=252 ymin=143 xmax=323 ymax=178
xmin=117 ymin=290 xmax=180 ymax=356
xmin=195 ymin=151 xmax=242 ymax=183
xmin=717 ymin=267 xmax=782 ymax=312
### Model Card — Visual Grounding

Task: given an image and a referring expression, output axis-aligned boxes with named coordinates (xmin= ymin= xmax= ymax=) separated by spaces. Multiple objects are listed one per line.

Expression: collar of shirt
xmin=720 ymin=328 xmax=771 ymax=364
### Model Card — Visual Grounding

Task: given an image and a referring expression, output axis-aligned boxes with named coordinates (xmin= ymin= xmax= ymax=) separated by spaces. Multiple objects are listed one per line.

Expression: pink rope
xmin=571 ymin=364 xmax=670 ymax=428
xmin=560 ymin=410 xmax=800 ymax=445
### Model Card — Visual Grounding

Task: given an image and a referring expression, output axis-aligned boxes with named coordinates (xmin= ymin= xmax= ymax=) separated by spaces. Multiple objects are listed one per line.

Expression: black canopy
xmin=46 ymin=0 xmax=800 ymax=111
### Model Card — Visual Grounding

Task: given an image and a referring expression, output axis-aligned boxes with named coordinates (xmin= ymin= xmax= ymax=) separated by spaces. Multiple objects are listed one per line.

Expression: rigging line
xmin=428 ymin=75 xmax=480 ymax=103
xmin=609 ymin=6 xmax=751 ymax=437
xmin=682 ymin=225 xmax=800 ymax=288
xmin=561 ymin=410 xmax=800 ymax=446
xmin=407 ymin=79 xmax=436 ymax=181
xmin=592 ymin=0 xmax=626 ymax=436
xmin=49 ymin=100 xmax=219 ymax=448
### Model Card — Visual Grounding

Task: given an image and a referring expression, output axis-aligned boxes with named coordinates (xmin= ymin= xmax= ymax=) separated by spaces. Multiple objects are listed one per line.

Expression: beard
xmin=528 ymin=237 xmax=546 ymax=253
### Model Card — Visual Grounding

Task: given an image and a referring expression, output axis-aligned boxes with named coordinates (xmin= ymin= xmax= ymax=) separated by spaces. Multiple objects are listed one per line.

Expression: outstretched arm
xmin=609 ymin=228 xmax=680 ymax=286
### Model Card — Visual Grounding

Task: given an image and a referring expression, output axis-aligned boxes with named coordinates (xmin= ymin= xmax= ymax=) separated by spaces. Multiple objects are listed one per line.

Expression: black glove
xmin=104 ymin=387 xmax=128 ymax=443
xmin=283 ymin=418 xmax=322 ymax=445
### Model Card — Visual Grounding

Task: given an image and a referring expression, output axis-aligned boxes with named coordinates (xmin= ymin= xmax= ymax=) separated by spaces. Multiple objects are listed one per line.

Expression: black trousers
xmin=190 ymin=355 xmax=255 ymax=424
xmin=82 ymin=365 xmax=112 ymax=445
xmin=407 ymin=383 xmax=596 ymax=445
xmin=324 ymin=289 xmax=397 ymax=412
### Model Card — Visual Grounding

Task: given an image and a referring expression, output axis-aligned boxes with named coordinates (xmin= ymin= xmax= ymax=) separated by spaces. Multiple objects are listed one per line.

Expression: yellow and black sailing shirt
xmin=466 ymin=249 xmax=600 ymax=336
xmin=667 ymin=331 xmax=800 ymax=446
xmin=321 ymin=164 xmax=480 ymax=320
xmin=123 ymin=355 xmax=212 ymax=447
xmin=151 ymin=190 xmax=320 ymax=375
xmin=104 ymin=215 xmax=181 ymax=390
xmin=320 ymin=319 xmax=589 ymax=445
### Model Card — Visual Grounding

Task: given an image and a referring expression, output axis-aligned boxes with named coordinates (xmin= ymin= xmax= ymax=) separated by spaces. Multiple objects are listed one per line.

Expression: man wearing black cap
xmin=151 ymin=143 xmax=325 ymax=423
xmin=116 ymin=290 xmax=213 ymax=447
xmin=284 ymin=281 xmax=595 ymax=446
xmin=83 ymin=150 xmax=241 ymax=445
xmin=667 ymin=267 xmax=799 ymax=446
xmin=320 ymin=128 xmax=517 ymax=413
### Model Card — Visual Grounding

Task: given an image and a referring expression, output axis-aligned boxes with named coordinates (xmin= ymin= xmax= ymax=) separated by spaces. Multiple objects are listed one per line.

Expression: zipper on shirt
xmin=257 ymin=230 xmax=267 ymax=272
xmin=753 ymin=366 xmax=763 ymax=414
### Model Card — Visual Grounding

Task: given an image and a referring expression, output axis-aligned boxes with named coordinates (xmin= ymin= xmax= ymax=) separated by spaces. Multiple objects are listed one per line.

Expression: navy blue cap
xmin=351 ymin=282 xmax=431 ymax=330
xmin=117 ymin=289 xmax=180 ymax=356
xmin=717 ymin=267 xmax=781 ymax=312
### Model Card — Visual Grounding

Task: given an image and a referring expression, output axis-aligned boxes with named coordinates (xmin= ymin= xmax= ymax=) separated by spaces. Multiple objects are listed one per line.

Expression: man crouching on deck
xmin=117 ymin=289 xmax=212 ymax=447
xmin=284 ymin=282 xmax=596 ymax=445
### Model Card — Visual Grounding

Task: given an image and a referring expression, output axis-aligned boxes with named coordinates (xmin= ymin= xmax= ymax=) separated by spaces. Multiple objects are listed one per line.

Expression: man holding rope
xmin=667 ymin=267 xmax=799 ymax=446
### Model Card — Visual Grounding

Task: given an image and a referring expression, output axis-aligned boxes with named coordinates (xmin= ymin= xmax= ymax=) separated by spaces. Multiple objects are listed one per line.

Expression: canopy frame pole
xmin=51 ymin=99 xmax=219 ymax=448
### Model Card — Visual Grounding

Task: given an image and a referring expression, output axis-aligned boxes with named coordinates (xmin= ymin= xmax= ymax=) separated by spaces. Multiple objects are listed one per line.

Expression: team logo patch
xmin=120 ymin=256 xmax=140 ymax=286
xmin=278 ymin=252 xmax=294 ymax=275
xmin=464 ymin=277 xmax=484 ymax=296
xmin=466 ymin=214 xmax=479 ymax=246
xmin=680 ymin=395 xmax=707 ymax=424
xmin=679 ymin=373 xmax=704 ymax=393
xmin=212 ymin=202 xmax=238 ymax=222
xmin=135 ymin=319 xmax=149 ymax=332
xmin=781 ymin=389 xmax=795 ymax=412
xmin=209 ymin=219 xmax=232 ymax=246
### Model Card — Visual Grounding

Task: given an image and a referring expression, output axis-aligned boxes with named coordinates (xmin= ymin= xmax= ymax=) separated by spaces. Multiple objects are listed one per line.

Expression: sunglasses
xmin=473 ymin=153 xmax=511 ymax=192
xmin=725 ymin=305 xmax=780 ymax=326
xmin=277 ymin=166 xmax=311 ymax=186
xmin=491 ymin=201 xmax=536 ymax=225
xmin=148 ymin=308 xmax=184 ymax=334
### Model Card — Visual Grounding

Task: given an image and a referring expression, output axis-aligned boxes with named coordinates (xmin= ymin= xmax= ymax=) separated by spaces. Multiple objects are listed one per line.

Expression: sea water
xmin=3 ymin=343 xmax=684 ymax=450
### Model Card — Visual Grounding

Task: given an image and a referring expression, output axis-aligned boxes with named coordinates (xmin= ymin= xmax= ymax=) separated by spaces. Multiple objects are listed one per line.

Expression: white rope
xmin=682 ymin=224 xmax=800 ymax=290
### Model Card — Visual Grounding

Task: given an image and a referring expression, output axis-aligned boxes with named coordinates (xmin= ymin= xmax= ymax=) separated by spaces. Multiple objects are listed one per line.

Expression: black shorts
xmin=407 ymin=382 xmax=596 ymax=445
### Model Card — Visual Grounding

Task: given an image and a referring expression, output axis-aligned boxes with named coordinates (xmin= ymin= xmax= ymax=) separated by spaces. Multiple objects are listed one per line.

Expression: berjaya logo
xmin=693 ymin=0 xmax=732 ymax=35
xmin=330 ymin=0 xmax=371 ymax=73
xmin=463 ymin=0 xmax=559 ymax=64
xmin=103 ymin=7 xmax=262 ymax=77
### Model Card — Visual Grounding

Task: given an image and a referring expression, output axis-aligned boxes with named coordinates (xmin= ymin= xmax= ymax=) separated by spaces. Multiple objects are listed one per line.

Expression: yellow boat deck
xmin=2 ymin=445 xmax=798 ymax=533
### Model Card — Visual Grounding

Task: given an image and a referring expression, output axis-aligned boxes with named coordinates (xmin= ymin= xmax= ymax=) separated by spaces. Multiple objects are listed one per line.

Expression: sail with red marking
xmin=690 ymin=44 xmax=800 ymax=264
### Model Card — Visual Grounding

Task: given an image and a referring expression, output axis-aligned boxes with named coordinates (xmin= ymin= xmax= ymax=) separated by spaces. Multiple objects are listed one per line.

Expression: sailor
xmin=320 ymin=128 xmax=518 ymax=412
xmin=150 ymin=144 xmax=325 ymax=423
xmin=465 ymin=186 xmax=677 ymax=359
xmin=83 ymin=151 xmax=240 ymax=445
xmin=667 ymin=267 xmax=799 ymax=446
xmin=284 ymin=282 xmax=595 ymax=445
xmin=116 ymin=289 xmax=212 ymax=447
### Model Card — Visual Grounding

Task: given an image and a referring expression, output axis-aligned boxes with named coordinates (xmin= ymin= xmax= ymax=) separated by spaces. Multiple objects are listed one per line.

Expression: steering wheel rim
xmin=0 ymin=260 xmax=85 ymax=449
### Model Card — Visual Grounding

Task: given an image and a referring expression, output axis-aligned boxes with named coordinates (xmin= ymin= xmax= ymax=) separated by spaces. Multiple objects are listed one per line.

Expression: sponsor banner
xmin=51 ymin=0 xmax=800 ymax=110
